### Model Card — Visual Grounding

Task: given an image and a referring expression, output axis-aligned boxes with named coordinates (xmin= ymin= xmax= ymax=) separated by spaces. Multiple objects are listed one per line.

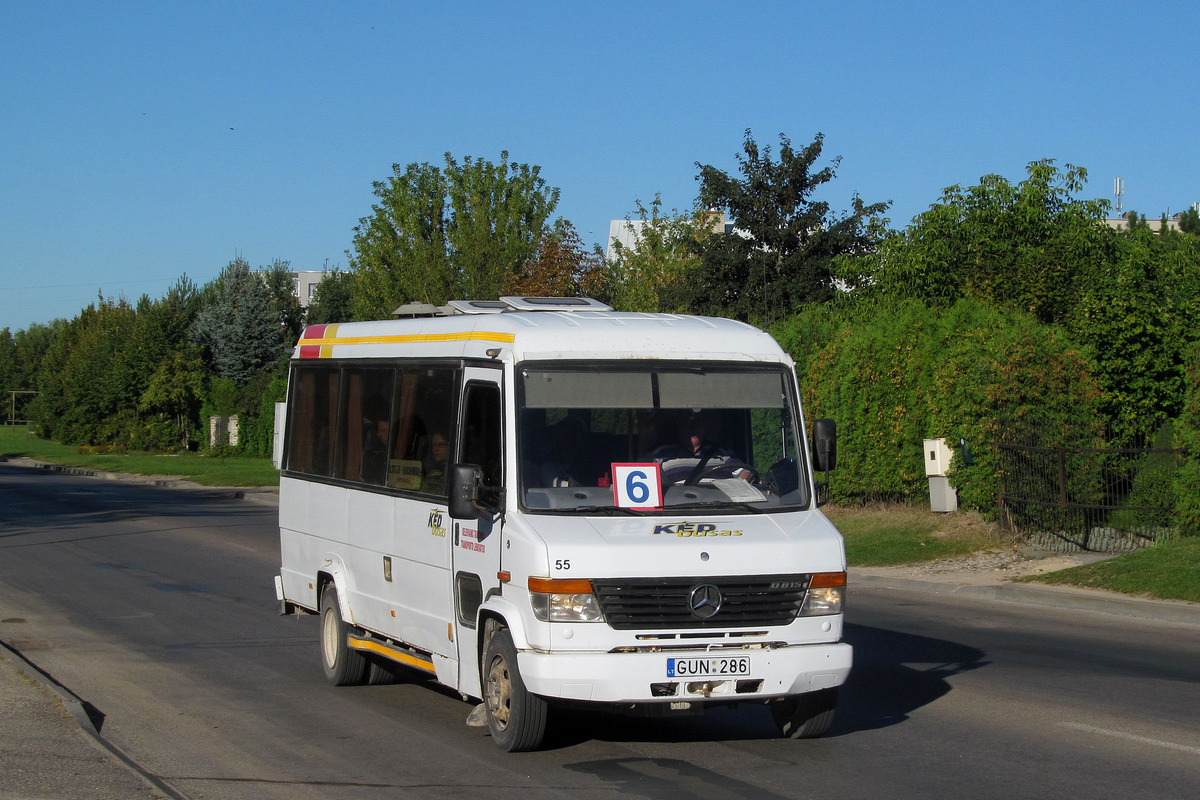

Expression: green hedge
xmin=778 ymin=298 xmax=1104 ymax=514
xmin=1175 ymin=345 xmax=1200 ymax=533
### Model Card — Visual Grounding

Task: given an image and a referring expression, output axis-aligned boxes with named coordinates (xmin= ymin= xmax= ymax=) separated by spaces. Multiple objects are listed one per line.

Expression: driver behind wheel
xmin=644 ymin=411 xmax=752 ymax=484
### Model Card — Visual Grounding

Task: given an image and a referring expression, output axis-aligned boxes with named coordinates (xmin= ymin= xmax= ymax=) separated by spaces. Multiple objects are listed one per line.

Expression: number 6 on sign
xmin=611 ymin=463 xmax=663 ymax=509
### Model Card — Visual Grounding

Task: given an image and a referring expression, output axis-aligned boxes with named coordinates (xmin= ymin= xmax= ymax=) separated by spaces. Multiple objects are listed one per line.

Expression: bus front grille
xmin=590 ymin=575 xmax=809 ymax=631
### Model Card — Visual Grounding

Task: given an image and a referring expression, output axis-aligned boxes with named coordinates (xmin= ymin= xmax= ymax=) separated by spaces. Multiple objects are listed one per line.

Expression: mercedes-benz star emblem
xmin=688 ymin=584 xmax=723 ymax=618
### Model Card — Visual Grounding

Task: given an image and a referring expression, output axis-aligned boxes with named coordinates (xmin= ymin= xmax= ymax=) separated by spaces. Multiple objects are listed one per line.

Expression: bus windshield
xmin=517 ymin=363 xmax=810 ymax=512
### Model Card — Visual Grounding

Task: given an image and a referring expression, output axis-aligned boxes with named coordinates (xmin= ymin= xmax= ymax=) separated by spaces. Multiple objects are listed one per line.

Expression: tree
xmin=1178 ymin=206 xmax=1200 ymax=236
xmin=351 ymin=161 xmax=450 ymax=318
xmin=605 ymin=196 xmax=712 ymax=313
xmin=844 ymin=160 xmax=1114 ymax=324
xmin=1175 ymin=344 xmax=1200 ymax=534
xmin=683 ymin=130 xmax=889 ymax=323
xmin=788 ymin=297 xmax=1103 ymax=511
xmin=259 ymin=259 xmax=306 ymax=341
xmin=122 ymin=278 xmax=201 ymax=404
xmin=0 ymin=328 xmax=14 ymax=421
xmin=1069 ymin=224 xmax=1200 ymax=441
xmin=305 ymin=267 xmax=357 ymax=325
xmin=192 ymin=258 xmax=287 ymax=387
xmin=35 ymin=295 xmax=137 ymax=444
xmin=348 ymin=152 xmax=559 ymax=318
xmin=444 ymin=152 xmax=560 ymax=300
xmin=503 ymin=220 xmax=606 ymax=298
xmin=139 ymin=350 xmax=205 ymax=449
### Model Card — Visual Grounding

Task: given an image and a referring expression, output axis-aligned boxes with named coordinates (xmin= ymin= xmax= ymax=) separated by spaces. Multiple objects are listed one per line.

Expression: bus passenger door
xmin=452 ymin=368 xmax=504 ymax=696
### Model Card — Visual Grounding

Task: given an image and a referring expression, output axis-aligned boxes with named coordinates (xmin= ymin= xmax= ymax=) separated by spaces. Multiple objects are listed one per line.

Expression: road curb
xmin=852 ymin=572 xmax=1200 ymax=626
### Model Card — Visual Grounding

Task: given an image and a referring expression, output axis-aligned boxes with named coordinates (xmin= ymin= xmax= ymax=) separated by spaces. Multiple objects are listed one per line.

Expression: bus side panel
xmin=391 ymin=500 xmax=455 ymax=659
xmin=342 ymin=490 xmax=395 ymax=634
xmin=278 ymin=476 xmax=349 ymax=608
xmin=279 ymin=476 xmax=457 ymax=661
xmin=345 ymin=493 xmax=455 ymax=660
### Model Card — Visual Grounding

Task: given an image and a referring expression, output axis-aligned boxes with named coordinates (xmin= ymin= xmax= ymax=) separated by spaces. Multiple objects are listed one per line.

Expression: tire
xmin=770 ymin=688 xmax=838 ymax=739
xmin=365 ymin=656 xmax=401 ymax=685
xmin=320 ymin=585 xmax=367 ymax=686
xmin=482 ymin=622 xmax=547 ymax=752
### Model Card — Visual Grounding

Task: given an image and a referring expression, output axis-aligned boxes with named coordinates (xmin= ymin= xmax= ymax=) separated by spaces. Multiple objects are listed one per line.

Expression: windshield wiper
xmin=569 ymin=505 xmax=645 ymax=516
xmin=664 ymin=500 xmax=771 ymax=513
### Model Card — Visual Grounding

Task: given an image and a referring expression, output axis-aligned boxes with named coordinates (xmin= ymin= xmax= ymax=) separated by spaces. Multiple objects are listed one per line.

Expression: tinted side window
xmin=395 ymin=367 xmax=456 ymax=496
xmin=285 ymin=367 xmax=338 ymax=477
xmin=339 ymin=368 xmax=396 ymax=484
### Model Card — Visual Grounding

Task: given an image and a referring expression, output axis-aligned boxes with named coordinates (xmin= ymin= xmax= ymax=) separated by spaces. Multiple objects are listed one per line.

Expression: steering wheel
xmin=687 ymin=458 xmax=758 ymax=485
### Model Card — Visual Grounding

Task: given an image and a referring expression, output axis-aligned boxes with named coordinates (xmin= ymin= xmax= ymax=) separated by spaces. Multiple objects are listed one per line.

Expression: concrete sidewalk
xmin=0 ymin=640 xmax=179 ymax=800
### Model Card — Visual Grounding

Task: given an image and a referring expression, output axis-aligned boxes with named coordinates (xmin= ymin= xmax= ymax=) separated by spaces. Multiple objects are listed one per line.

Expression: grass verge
xmin=1016 ymin=536 xmax=1200 ymax=603
xmin=825 ymin=503 xmax=1009 ymax=566
xmin=826 ymin=501 xmax=1198 ymax=604
xmin=0 ymin=424 xmax=279 ymax=488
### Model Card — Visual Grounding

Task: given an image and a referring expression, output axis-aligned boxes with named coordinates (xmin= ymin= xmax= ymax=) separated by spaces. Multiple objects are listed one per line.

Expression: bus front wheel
xmin=770 ymin=688 xmax=838 ymax=738
xmin=482 ymin=622 xmax=547 ymax=752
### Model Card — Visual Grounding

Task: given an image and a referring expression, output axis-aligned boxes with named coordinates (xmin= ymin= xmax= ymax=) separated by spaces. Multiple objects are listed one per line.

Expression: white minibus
xmin=275 ymin=297 xmax=850 ymax=751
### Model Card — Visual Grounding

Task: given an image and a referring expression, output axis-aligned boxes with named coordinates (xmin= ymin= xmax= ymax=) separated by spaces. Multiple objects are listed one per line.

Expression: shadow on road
xmin=831 ymin=621 xmax=988 ymax=735
xmin=533 ymin=622 xmax=988 ymax=750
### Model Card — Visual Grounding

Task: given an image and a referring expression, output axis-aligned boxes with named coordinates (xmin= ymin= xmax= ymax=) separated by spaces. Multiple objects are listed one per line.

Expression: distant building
xmin=1104 ymin=203 xmax=1198 ymax=233
xmin=253 ymin=269 xmax=328 ymax=308
xmin=1103 ymin=215 xmax=1182 ymax=233
xmin=292 ymin=271 xmax=325 ymax=308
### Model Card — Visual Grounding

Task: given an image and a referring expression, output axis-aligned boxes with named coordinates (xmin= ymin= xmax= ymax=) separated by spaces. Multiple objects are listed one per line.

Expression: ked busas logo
xmin=427 ymin=509 xmax=446 ymax=537
xmin=652 ymin=521 xmax=743 ymax=538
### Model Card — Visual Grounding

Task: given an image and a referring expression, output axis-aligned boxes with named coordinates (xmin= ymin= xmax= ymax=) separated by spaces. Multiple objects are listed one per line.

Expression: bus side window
xmin=461 ymin=382 xmax=502 ymax=508
xmin=395 ymin=367 xmax=455 ymax=496
xmin=338 ymin=368 xmax=396 ymax=485
xmin=286 ymin=366 xmax=338 ymax=477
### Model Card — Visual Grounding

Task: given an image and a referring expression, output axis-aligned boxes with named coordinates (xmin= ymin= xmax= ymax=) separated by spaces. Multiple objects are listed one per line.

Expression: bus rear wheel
xmin=320 ymin=585 xmax=367 ymax=686
xmin=482 ymin=622 xmax=547 ymax=752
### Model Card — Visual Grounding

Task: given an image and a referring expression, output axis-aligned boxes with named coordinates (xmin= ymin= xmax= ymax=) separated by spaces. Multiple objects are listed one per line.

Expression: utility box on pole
xmin=923 ymin=437 xmax=958 ymax=512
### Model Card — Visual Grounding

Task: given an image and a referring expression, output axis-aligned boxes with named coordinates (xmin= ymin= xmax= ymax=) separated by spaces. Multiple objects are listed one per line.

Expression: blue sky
xmin=2 ymin=1 xmax=1197 ymax=332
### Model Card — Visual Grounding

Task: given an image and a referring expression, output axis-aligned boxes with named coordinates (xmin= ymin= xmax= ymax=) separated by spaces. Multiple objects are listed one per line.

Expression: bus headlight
xmin=528 ymin=577 xmax=603 ymax=622
xmin=799 ymin=572 xmax=846 ymax=616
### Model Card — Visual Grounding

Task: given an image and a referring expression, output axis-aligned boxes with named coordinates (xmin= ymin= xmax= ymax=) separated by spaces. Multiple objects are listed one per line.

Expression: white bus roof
xmin=292 ymin=310 xmax=791 ymax=365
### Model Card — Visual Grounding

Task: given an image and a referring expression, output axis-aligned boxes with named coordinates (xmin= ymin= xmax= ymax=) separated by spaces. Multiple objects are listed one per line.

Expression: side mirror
xmin=812 ymin=418 xmax=837 ymax=473
xmin=448 ymin=463 xmax=483 ymax=520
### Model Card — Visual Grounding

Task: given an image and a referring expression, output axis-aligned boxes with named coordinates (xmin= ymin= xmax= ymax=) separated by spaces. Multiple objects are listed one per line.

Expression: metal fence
xmin=997 ymin=441 xmax=1182 ymax=552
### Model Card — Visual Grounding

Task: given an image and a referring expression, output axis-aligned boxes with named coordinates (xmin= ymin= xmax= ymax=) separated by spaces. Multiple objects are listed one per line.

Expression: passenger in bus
xmin=423 ymin=430 xmax=450 ymax=494
xmin=361 ymin=397 xmax=391 ymax=484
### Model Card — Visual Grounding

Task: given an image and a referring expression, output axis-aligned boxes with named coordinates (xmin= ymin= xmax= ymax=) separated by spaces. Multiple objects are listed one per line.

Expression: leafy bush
xmin=780 ymin=297 xmax=1104 ymax=515
xmin=796 ymin=298 xmax=937 ymax=504
xmin=922 ymin=299 xmax=1104 ymax=514
xmin=1175 ymin=345 xmax=1200 ymax=534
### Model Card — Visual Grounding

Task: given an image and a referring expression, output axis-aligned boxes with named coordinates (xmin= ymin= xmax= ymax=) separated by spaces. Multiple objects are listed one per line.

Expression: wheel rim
xmin=321 ymin=608 xmax=338 ymax=669
xmin=485 ymin=654 xmax=512 ymax=731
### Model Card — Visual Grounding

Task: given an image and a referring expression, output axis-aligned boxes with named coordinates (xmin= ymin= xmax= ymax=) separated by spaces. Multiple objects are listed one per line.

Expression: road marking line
xmin=1059 ymin=722 xmax=1200 ymax=755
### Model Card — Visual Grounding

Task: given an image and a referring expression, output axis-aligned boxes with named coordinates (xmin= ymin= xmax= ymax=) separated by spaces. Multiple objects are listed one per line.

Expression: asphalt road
xmin=2 ymin=463 xmax=1198 ymax=799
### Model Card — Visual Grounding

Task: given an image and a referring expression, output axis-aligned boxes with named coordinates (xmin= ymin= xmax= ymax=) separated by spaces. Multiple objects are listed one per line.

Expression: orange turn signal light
xmin=528 ymin=577 xmax=594 ymax=594
xmin=809 ymin=572 xmax=847 ymax=589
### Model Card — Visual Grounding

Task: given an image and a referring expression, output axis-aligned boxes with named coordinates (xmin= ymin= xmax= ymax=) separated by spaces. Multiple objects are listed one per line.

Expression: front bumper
xmin=516 ymin=642 xmax=852 ymax=704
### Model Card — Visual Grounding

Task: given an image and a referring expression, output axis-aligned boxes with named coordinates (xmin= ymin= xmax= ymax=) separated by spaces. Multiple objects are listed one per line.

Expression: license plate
xmin=666 ymin=656 xmax=751 ymax=678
